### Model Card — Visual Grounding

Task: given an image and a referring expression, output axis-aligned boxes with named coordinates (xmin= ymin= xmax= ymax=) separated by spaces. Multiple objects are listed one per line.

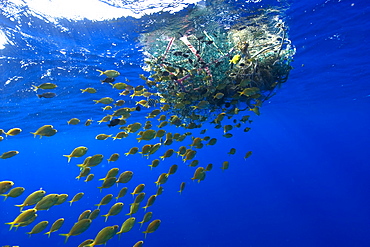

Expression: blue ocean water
xmin=1 ymin=0 xmax=370 ymax=247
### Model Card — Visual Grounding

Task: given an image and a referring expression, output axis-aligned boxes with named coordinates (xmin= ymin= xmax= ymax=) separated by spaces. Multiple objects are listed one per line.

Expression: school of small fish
xmin=0 ymin=8 xmax=295 ymax=247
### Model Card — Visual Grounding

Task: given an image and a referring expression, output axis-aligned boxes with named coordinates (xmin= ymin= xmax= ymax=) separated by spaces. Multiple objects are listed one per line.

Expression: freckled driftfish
xmin=37 ymin=92 xmax=56 ymax=98
xmin=107 ymin=119 xmax=120 ymax=128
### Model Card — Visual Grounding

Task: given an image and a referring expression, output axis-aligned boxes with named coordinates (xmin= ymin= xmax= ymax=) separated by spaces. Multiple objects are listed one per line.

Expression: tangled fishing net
xmin=139 ymin=6 xmax=296 ymax=124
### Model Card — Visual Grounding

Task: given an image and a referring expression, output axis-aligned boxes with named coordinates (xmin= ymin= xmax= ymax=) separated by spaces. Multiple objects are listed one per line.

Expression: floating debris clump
xmin=140 ymin=8 xmax=295 ymax=123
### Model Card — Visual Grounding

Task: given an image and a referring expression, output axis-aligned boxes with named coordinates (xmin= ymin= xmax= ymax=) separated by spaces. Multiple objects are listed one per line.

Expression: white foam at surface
xmin=0 ymin=0 xmax=202 ymax=48
xmin=0 ymin=30 xmax=7 ymax=50
xmin=14 ymin=0 xmax=202 ymax=21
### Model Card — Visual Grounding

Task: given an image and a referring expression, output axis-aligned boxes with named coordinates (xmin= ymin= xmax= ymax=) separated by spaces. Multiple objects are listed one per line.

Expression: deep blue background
xmin=0 ymin=0 xmax=370 ymax=247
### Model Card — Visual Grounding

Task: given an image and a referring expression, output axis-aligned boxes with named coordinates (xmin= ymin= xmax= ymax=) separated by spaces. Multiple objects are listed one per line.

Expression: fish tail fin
xmin=14 ymin=204 xmax=24 ymax=211
xmin=102 ymin=214 xmax=109 ymax=222
xmin=32 ymin=85 xmax=38 ymax=91
xmin=96 ymin=69 xmax=104 ymax=76
xmin=80 ymin=89 xmax=85 ymax=93
xmin=59 ymin=233 xmax=70 ymax=243
xmin=0 ymin=194 xmax=7 ymax=201
xmin=44 ymin=231 xmax=51 ymax=238
xmin=63 ymin=155 xmax=71 ymax=163
xmin=5 ymin=222 xmax=14 ymax=231
xmin=29 ymin=132 xmax=37 ymax=138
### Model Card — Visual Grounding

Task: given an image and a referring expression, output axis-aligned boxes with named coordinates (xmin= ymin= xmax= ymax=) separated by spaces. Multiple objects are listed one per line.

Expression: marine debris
xmin=139 ymin=8 xmax=295 ymax=123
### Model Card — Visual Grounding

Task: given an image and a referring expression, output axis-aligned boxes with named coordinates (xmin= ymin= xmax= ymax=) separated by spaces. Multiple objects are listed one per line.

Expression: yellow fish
xmin=32 ymin=82 xmax=57 ymax=91
xmin=229 ymin=54 xmax=241 ymax=64
xmin=5 ymin=208 xmax=37 ymax=230
xmin=15 ymin=190 xmax=46 ymax=211
xmin=63 ymin=146 xmax=88 ymax=163
xmin=5 ymin=128 xmax=22 ymax=136
xmin=26 ymin=220 xmax=49 ymax=236
xmin=59 ymin=219 xmax=92 ymax=243
xmin=143 ymin=219 xmax=161 ymax=238
xmin=117 ymin=217 xmax=136 ymax=237
xmin=0 ymin=151 xmax=19 ymax=159
xmin=85 ymin=225 xmax=118 ymax=246
xmin=97 ymin=69 xmax=120 ymax=78
xmin=44 ymin=218 xmax=64 ymax=238
xmin=101 ymin=203 xmax=124 ymax=222
xmin=0 ymin=186 xmax=25 ymax=201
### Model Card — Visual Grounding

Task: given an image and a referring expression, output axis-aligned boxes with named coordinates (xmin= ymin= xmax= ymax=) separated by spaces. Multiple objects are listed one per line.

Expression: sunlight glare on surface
xmin=21 ymin=0 xmax=202 ymax=20
xmin=0 ymin=30 xmax=8 ymax=49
